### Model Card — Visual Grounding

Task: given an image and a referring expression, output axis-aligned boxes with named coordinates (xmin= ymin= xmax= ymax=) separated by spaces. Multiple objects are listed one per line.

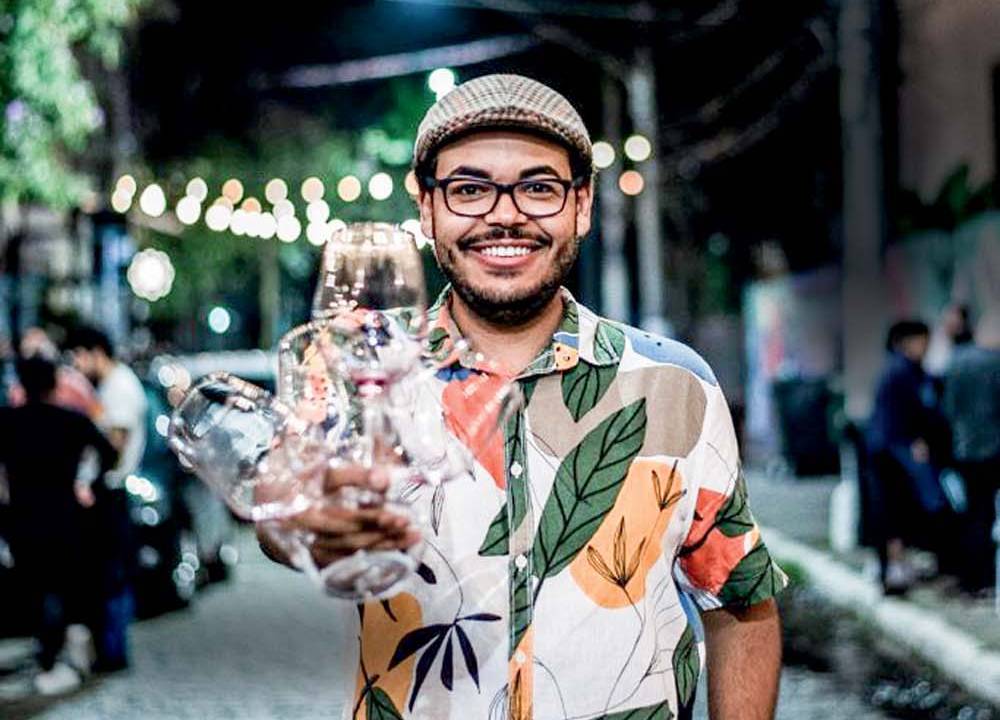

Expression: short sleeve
xmin=675 ymin=385 xmax=788 ymax=611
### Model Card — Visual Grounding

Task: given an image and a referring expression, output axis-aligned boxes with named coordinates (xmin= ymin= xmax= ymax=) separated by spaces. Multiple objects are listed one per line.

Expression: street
xmin=1 ymin=531 xmax=890 ymax=720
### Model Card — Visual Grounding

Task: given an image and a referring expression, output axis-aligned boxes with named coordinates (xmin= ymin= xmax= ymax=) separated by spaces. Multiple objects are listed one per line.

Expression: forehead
xmin=434 ymin=130 xmax=572 ymax=177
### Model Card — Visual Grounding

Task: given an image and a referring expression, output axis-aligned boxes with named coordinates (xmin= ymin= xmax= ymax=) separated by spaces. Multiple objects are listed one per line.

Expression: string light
xmin=368 ymin=173 xmax=393 ymax=201
xmin=624 ymin=135 xmax=652 ymax=162
xmin=592 ymin=141 xmax=616 ymax=169
xmin=265 ymin=178 xmax=288 ymax=204
xmin=306 ymin=222 xmax=329 ymax=246
xmin=306 ymin=200 xmax=330 ymax=224
xmin=176 ymin=196 xmax=201 ymax=225
xmin=222 ymin=178 xmax=244 ymax=204
xmin=276 ymin=215 xmax=301 ymax=243
xmin=111 ymin=190 xmax=132 ymax=213
xmin=337 ymin=176 xmax=362 ymax=202
xmin=272 ymin=199 xmax=294 ymax=220
xmin=618 ymin=170 xmax=645 ymax=196
xmin=186 ymin=178 xmax=208 ymax=202
xmin=205 ymin=204 xmax=232 ymax=231
xmin=301 ymin=177 xmax=324 ymax=203
xmin=115 ymin=174 xmax=137 ymax=197
xmin=139 ymin=184 xmax=167 ymax=217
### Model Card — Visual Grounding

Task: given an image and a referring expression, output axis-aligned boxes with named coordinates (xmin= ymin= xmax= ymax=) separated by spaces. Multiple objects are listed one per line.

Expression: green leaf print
xmin=562 ymin=362 xmax=618 ymax=422
xmin=672 ymin=623 xmax=699 ymax=709
xmin=478 ymin=504 xmax=509 ymax=557
xmin=596 ymin=700 xmax=673 ymax=719
xmin=594 ymin=321 xmax=626 ymax=364
xmin=532 ymin=398 xmax=647 ymax=586
xmin=715 ymin=470 xmax=756 ymax=538
xmin=509 ymin=565 xmax=532 ymax=659
xmin=365 ymin=687 xmax=404 ymax=720
xmin=716 ymin=541 xmax=787 ymax=608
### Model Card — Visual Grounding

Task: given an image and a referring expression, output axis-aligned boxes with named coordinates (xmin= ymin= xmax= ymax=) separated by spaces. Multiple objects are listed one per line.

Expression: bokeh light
xmin=272 ymin=199 xmax=295 ymax=220
xmin=230 ymin=209 xmax=249 ymax=236
xmin=306 ymin=222 xmax=329 ymax=246
xmin=306 ymin=199 xmax=330 ymax=224
xmin=139 ymin=184 xmax=167 ymax=217
xmin=301 ymin=176 xmax=325 ymax=203
xmin=258 ymin=212 xmax=277 ymax=240
xmin=401 ymin=218 xmax=432 ymax=249
xmin=624 ymin=134 xmax=652 ymax=162
xmin=186 ymin=177 xmax=208 ymax=202
xmin=111 ymin=190 xmax=132 ymax=213
xmin=222 ymin=178 xmax=244 ymax=204
xmin=241 ymin=197 xmax=262 ymax=214
xmin=276 ymin=215 xmax=301 ymax=243
xmin=265 ymin=178 xmax=288 ymax=204
xmin=176 ymin=196 xmax=201 ymax=225
xmin=208 ymin=306 xmax=232 ymax=334
xmin=368 ymin=172 xmax=394 ymax=201
xmin=428 ymin=68 xmax=456 ymax=99
xmin=205 ymin=204 xmax=232 ymax=231
xmin=115 ymin=174 xmax=137 ymax=197
xmin=592 ymin=141 xmax=616 ymax=169
xmin=337 ymin=175 xmax=362 ymax=202
xmin=618 ymin=170 xmax=645 ymax=196
xmin=127 ymin=248 xmax=175 ymax=301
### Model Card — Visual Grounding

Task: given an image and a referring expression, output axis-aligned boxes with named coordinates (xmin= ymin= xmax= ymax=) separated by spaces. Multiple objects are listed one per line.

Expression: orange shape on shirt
xmin=570 ymin=458 xmax=685 ymax=608
xmin=442 ymin=373 xmax=508 ymax=489
xmin=679 ymin=488 xmax=760 ymax=596
xmin=353 ymin=592 xmax=423 ymax=718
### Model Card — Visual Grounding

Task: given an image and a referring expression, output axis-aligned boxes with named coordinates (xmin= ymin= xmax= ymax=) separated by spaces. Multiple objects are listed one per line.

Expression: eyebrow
xmin=442 ymin=164 xmax=566 ymax=181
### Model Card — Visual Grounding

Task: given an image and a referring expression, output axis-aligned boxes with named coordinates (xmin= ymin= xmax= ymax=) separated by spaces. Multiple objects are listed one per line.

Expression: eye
xmin=448 ymin=181 xmax=491 ymax=198
xmin=520 ymin=181 xmax=559 ymax=196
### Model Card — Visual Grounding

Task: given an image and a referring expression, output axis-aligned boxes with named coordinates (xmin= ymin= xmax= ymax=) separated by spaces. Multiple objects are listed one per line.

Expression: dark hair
xmin=886 ymin=320 xmax=930 ymax=352
xmin=16 ymin=355 xmax=57 ymax=401
xmin=64 ymin=325 xmax=114 ymax=358
xmin=414 ymin=128 xmax=593 ymax=193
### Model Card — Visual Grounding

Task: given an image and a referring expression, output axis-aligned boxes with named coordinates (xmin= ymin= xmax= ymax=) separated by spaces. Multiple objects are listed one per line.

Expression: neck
xmin=449 ymin=290 xmax=565 ymax=375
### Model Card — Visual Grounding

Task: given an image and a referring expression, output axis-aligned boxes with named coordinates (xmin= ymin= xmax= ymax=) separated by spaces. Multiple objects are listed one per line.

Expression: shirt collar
xmin=424 ymin=286 xmax=622 ymax=378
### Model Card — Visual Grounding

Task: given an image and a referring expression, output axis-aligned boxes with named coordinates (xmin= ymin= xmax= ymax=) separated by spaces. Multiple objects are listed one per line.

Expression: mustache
xmin=457 ymin=226 xmax=551 ymax=250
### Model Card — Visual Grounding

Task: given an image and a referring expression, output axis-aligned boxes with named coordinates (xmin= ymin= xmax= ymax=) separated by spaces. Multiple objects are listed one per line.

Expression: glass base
xmin=318 ymin=548 xmax=420 ymax=601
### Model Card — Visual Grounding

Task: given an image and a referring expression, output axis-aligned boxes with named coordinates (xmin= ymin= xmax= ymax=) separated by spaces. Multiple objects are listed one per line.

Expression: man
xmin=0 ymin=357 xmax=117 ymax=694
xmin=8 ymin=327 xmax=102 ymax=420
xmin=66 ymin=326 xmax=148 ymax=672
xmin=943 ymin=314 xmax=1000 ymax=595
xmin=866 ymin=320 xmax=950 ymax=594
xmin=262 ymin=74 xmax=785 ymax=719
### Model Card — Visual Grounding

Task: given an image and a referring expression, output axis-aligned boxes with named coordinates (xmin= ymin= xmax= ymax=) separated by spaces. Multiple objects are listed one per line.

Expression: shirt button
xmin=514 ymin=554 xmax=528 ymax=570
xmin=510 ymin=462 xmax=523 ymax=478
xmin=514 ymin=650 xmax=527 ymax=664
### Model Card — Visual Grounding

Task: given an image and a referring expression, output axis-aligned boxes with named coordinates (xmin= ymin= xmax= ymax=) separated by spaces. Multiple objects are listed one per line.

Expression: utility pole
xmin=628 ymin=45 xmax=669 ymax=335
xmin=599 ymin=75 xmax=630 ymax=322
xmin=840 ymin=0 xmax=889 ymax=420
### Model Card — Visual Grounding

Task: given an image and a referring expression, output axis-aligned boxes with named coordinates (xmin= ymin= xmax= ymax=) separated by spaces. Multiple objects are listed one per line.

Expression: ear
xmin=573 ymin=179 xmax=594 ymax=238
xmin=418 ymin=189 xmax=435 ymax=241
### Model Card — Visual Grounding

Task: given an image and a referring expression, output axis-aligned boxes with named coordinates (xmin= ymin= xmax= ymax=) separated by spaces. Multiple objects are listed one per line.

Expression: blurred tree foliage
xmin=897 ymin=164 xmax=996 ymax=236
xmin=0 ymin=0 xmax=144 ymax=207
xmin=139 ymin=77 xmax=440 ymax=347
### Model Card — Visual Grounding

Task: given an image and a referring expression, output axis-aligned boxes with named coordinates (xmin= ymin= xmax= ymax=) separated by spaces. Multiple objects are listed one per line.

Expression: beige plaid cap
xmin=413 ymin=74 xmax=592 ymax=171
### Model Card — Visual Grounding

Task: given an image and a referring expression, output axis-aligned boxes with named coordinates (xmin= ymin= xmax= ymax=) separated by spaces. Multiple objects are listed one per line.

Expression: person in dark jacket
xmin=0 ymin=357 xmax=117 ymax=694
xmin=866 ymin=320 xmax=951 ymax=593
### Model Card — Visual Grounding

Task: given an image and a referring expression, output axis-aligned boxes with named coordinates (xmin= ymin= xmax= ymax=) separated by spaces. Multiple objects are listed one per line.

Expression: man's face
xmin=899 ymin=334 xmax=929 ymax=363
xmin=70 ymin=348 xmax=98 ymax=382
xmin=418 ymin=131 xmax=593 ymax=325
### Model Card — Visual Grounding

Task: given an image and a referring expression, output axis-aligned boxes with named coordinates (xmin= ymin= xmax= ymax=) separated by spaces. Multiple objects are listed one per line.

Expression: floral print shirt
xmin=344 ymin=288 xmax=787 ymax=720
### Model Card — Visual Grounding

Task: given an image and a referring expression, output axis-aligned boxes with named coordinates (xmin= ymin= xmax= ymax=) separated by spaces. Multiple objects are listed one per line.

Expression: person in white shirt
xmin=66 ymin=326 xmax=147 ymax=672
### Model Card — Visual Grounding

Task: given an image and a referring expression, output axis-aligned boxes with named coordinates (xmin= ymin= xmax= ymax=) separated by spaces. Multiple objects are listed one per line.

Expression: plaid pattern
xmin=414 ymin=73 xmax=592 ymax=169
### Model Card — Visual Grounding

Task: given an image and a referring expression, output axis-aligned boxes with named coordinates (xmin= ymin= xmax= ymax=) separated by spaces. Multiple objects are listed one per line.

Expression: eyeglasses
xmin=423 ymin=175 xmax=587 ymax=218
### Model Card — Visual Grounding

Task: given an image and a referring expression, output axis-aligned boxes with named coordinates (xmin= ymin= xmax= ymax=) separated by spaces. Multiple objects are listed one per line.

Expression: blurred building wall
xmin=898 ymin=0 xmax=1000 ymax=196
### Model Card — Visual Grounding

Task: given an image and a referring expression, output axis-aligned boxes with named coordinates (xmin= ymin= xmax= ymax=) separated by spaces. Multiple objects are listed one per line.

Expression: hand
xmin=258 ymin=464 xmax=421 ymax=570
xmin=911 ymin=438 xmax=930 ymax=463
xmin=75 ymin=482 xmax=96 ymax=508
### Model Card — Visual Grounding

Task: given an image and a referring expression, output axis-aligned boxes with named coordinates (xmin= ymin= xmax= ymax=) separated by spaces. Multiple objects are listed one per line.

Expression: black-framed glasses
xmin=423 ymin=175 xmax=587 ymax=218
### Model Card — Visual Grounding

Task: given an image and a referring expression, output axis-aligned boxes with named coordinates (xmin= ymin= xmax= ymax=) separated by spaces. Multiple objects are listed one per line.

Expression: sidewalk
xmin=748 ymin=470 xmax=1000 ymax=708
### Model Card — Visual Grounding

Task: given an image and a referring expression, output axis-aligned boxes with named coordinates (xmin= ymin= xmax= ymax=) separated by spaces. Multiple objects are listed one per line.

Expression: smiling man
xmin=261 ymin=74 xmax=786 ymax=720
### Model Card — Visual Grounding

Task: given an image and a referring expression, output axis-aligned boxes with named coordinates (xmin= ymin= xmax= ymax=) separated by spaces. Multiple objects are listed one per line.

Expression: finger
xmin=286 ymin=505 xmax=386 ymax=535
xmin=323 ymin=464 xmax=372 ymax=492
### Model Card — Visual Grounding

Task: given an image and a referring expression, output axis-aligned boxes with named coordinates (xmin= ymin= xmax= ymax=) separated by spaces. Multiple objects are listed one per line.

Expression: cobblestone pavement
xmin=1 ymin=530 xmax=889 ymax=720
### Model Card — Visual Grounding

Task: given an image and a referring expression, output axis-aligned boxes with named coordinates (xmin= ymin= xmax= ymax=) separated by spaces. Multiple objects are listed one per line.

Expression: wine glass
xmin=306 ymin=222 xmax=433 ymax=598
xmin=168 ymin=372 xmax=324 ymax=523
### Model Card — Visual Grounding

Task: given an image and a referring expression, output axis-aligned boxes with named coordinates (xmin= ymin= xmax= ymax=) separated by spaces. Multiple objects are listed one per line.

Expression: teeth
xmin=480 ymin=245 xmax=532 ymax=258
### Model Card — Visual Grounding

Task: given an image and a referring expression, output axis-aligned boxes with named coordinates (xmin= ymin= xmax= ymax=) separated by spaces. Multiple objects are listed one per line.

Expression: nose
xmin=484 ymin=188 xmax=527 ymax=227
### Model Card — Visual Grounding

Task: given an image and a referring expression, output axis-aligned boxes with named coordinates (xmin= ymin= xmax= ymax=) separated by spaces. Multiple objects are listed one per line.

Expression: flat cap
xmin=413 ymin=74 xmax=592 ymax=171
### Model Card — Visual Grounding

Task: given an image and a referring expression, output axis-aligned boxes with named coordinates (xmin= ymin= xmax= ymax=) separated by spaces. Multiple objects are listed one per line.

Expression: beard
xmin=435 ymin=225 xmax=580 ymax=326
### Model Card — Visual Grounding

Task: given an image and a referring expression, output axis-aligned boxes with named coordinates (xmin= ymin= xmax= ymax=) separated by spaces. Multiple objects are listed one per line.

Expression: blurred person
xmin=65 ymin=325 xmax=147 ymax=672
xmin=0 ymin=357 xmax=117 ymax=694
xmin=942 ymin=314 xmax=1000 ymax=596
xmin=260 ymin=74 xmax=785 ymax=720
xmin=7 ymin=327 xmax=102 ymax=420
xmin=866 ymin=320 xmax=951 ymax=594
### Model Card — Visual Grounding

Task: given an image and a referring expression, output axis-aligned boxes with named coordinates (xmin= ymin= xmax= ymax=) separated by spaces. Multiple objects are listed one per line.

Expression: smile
xmin=477 ymin=245 xmax=534 ymax=258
